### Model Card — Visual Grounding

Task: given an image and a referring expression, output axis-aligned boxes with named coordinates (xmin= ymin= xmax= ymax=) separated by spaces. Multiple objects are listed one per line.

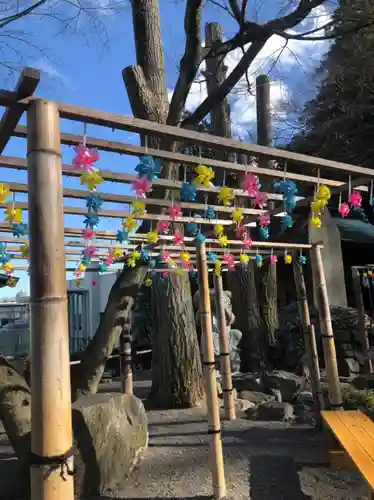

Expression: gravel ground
xmin=0 ymin=372 xmax=369 ymax=500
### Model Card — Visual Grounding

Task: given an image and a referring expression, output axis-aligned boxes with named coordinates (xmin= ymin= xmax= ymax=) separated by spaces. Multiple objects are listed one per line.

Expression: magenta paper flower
xmin=258 ymin=212 xmax=270 ymax=227
xmin=83 ymin=228 xmax=95 ymax=240
xmin=105 ymin=256 xmax=114 ymax=266
xmin=241 ymin=173 xmax=259 ymax=198
xmin=167 ymin=204 xmax=181 ymax=220
xmin=161 ymin=270 xmax=169 ymax=279
xmin=91 ymin=280 xmax=97 ymax=287
xmin=236 ymin=224 xmax=245 ymax=238
xmin=160 ymin=250 xmax=169 ymax=262
xmin=131 ymin=177 xmax=151 ymax=197
xmin=72 ymin=144 xmax=99 ymax=172
xmin=156 ymin=220 xmax=169 ymax=234
xmin=253 ymin=191 xmax=267 ymax=209
xmin=270 ymin=255 xmax=278 ymax=264
xmin=349 ymin=191 xmax=362 ymax=207
xmin=222 ymin=253 xmax=235 ymax=267
xmin=338 ymin=203 xmax=350 ymax=217
xmin=181 ymin=260 xmax=190 ymax=268
xmin=243 ymin=234 xmax=253 ymax=249
xmin=173 ymin=230 xmax=184 ymax=246
xmin=84 ymin=245 xmax=96 ymax=257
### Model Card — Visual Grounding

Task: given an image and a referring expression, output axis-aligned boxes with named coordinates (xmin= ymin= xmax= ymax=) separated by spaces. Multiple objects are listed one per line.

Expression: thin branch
xmin=0 ymin=0 xmax=49 ymax=28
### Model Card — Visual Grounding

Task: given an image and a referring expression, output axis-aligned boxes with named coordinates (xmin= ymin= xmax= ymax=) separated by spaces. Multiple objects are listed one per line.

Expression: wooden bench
xmin=321 ymin=410 xmax=374 ymax=499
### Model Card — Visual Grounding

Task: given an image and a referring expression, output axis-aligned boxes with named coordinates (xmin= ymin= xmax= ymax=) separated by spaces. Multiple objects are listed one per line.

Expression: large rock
xmin=72 ymin=393 xmax=148 ymax=497
xmin=352 ymin=374 xmax=374 ymax=390
xmin=232 ymin=373 xmax=263 ymax=392
xmin=262 ymin=371 xmax=305 ymax=402
xmin=245 ymin=400 xmax=294 ymax=422
xmin=238 ymin=390 xmax=274 ymax=405
xmin=339 ymin=357 xmax=360 ymax=377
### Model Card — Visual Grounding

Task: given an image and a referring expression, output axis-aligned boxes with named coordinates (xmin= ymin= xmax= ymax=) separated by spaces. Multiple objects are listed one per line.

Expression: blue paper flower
xmin=274 ymin=179 xmax=298 ymax=196
xmin=180 ymin=182 xmax=197 ymax=202
xmin=298 ymin=255 xmax=307 ymax=265
xmin=255 ymin=255 xmax=263 ymax=265
xmin=190 ymin=271 xmax=197 ymax=279
xmin=186 ymin=222 xmax=198 ymax=236
xmin=0 ymin=243 xmax=6 ymax=252
xmin=135 ymin=155 xmax=162 ymax=181
xmin=140 ymin=247 xmax=150 ymax=263
xmin=86 ymin=192 xmax=103 ymax=212
xmin=195 ymin=232 xmax=206 ymax=244
xmin=149 ymin=259 xmax=156 ymax=269
xmin=259 ymin=226 xmax=269 ymax=240
xmin=281 ymin=215 xmax=293 ymax=231
xmin=116 ymin=228 xmax=129 ymax=243
xmin=99 ymin=262 xmax=108 ymax=273
xmin=207 ymin=252 xmax=218 ymax=262
xmin=83 ymin=211 xmax=100 ymax=229
xmin=12 ymin=223 xmax=28 ymax=238
xmin=284 ymin=194 xmax=297 ymax=212
xmin=0 ymin=251 xmax=11 ymax=265
xmin=205 ymin=206 xmax=216 ymax=220
xmin=81 ymin=255 xmax=92 ymax=266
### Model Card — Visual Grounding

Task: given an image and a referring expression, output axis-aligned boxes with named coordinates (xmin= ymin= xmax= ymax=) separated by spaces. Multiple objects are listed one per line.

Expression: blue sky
xmin=0 ymin=0 xmax=331 ymax=297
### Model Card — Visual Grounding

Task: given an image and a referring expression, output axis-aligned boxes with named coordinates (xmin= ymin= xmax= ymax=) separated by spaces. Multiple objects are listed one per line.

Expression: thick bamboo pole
xmin=351 ymin=266 xmax=373 ymax=374
xmin=310 ymin=245 xmax=342 ymax=410
xmin=292 ymin=261 xmax=324 ymax=426
xmin=27 ymin=99 xmax=74 ymax=500
xmin=119 ymin=321 xmax=133 ymax=395
xmin=196 ymin=242 xmax=226 ymax=500
xmin=213 ymin=274 xmax=236 ymax=421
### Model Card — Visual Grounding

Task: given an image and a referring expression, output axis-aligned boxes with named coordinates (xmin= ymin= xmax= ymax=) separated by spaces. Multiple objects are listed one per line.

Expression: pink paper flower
xmin=72 ymin=144 xmax=99 ymax=172
xmin=253 ymin=191 xmax=267 ymax=209
xmin=131 ymin=177 xmax=151 ymax=197
xmin=270 ymin=255 xmax=278 ymax=264
xmin=83 ymin=228 xmax=95 ymax=240
xmin=161 ymin=270 xmax=169 ymax=279
xmin=160 ymin=250 xmax=169 ymax=262
xmin=181 ymin=260 xmax=190 ymax=268
xmin=84 ymin=245 xmax=96 ymax=257
xmin=236 ymin=224 xmax=245 ymax=238
xmin=167 ymin=204 xmax=181 ymax=220
xmin=156 ymin=220 xmax=169 ymax=234
xmin=258 ymin=212 xmax=270 ymax=227
xmin=105 ymin=256 xmax=113 ymax=266
xmin=222 ymin=253 xmax=235 ymax=267
xmin=338 ymin=202 xmax=350 ymax=217
xmin=173 ymin=230 xmax=184 ymax=246
xmin=243 ymin=234 xmax=253 ymax=249
xmin=241 ymin=173 xmax=259 ymax=198
xmin=349 ymin=191 xmax=362 ymax=207
xmin=91 ymin=280 xmax=97 ymax=287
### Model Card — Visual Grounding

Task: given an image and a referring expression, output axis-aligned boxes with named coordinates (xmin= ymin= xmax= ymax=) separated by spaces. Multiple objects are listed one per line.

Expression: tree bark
xmin=148 ymin=273 xmax=204 ymax=408
xmin=259 ymin=260 xmax=279 ymax=346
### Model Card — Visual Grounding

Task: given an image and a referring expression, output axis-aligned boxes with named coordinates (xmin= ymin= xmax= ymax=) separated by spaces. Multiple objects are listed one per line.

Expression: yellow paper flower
xmin=240 ymin=253 xmax=249 ymax=264
xmin=132 ymin=200 xmax=146 ymax=217
xmin=218 ymin=234 xmax=228 ymax=247
xmin=145 ymin=278 xmax=152 ymax=287
xmin=80 ymin=172 xmax=104 ymax=191
xmin=147 ymin=231 xmax=158 ymax=244
xmin=285 ymin=254 xmax=292 ymax=264
xmin=168 ymin=258 xmax=176 ymax=267
xmin=310 ymin=215 xmax=322 ymax=228
xmin=215 ymin=259 xmax=221 ymax=277
xmin=5 ymin=206 xmax=22 ymax=224
xmin=316 ymin=185 xmax=331 ymax=202
xmin=232 ymin=208 xmax=243 ymax=224
xmin=122 ymin=217 xmax=137 ymax=232
xmin=256 ymin=260 xmax=263 ymax=268
xmin=75 ymin=279 xmax=81 ymax=288
xmin=2 ymin=262 xmax=13 ymax=274
xmin=127 ymin=250 xmax=141 ymax=268
xmin=111 ymin=248 xmax=123 ymax=260
xmin=215 ymin=224 xmax=224 ymax=237
xmin=20 ymin=243 xmax=29 ymax=259
xmin=217 ymin=186 xmax=235 ymax=206
xmin=7 ymin=277 xmax=17 ymax=288
xmin=311 ymin=199 xmax=326 ymax=216
xmin=364 ymin=272 xmax=368 ymax=278
xmin=0 ymin=183 xmax=10 ymax=204
xmin=77 ymin=263 xmax=86 ymax=273
xmin=180 ymin=251 xmax=190 ymax=263
xmin=193 ymin=164 xmax=215 ymax=188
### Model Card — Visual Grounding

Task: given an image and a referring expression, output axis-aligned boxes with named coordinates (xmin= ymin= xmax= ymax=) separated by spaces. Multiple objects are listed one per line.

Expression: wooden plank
xmin=0 ymin=69 xmax=40 ymax=154
xmin=322 ymin=410 xmax=374 ymax=490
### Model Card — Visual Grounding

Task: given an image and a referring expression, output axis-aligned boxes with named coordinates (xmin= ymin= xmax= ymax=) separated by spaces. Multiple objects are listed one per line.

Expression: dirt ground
xmin=0 ymin=371 xmax=369 ymax=499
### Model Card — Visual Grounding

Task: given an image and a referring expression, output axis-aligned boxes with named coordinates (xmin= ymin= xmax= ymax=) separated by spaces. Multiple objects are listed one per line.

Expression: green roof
xmin=334 ymin=218 xmax=374 ymax=244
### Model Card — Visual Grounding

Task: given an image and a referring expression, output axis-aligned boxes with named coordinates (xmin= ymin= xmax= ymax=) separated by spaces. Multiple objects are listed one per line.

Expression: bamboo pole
xmin=27 ymin=99 xmax=74 ymax=500
xmin=293 ymin=260 xmax=324 ymax=426
xmin=351 ymin=266 xmax=373 ymax=374
xmin=310 ymin=245 xmax=342 ymax=410
xmin=119 ymin=320 xmax=133 ymax=395
xmin=213 ymin=274 xmax=236 ymax=421
xmin=196 ymin=242 xmax=226 ymax=500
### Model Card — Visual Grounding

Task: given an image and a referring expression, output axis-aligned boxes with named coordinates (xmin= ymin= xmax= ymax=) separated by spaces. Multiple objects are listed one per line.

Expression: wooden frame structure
xmin=0 ymin=68 xmax=371 ymax=500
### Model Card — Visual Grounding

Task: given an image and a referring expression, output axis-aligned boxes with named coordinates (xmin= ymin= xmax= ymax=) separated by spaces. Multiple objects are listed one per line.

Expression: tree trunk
xmin=149 ymin=272 xmax=204 ymax=407
xmin=227 ymin=262 xmax=265 ymax=373
xmin=259 ymin=260 xmax=279 ymax=346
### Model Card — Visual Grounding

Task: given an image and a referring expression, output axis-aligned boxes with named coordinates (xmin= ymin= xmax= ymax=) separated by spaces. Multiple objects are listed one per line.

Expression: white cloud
xmin=32 ymin=59 xmax=74 ymax=89
xmin=169 ymin=4 xmax=331 ymax=145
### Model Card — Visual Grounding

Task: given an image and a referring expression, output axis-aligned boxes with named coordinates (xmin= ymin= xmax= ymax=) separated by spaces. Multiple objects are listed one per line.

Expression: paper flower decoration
xmin=156 ymin=220 xmax=169 ymax=234
xmin=0 ymin=183 xmax=10 ymax=204
xmin=147 ymin=231 xmax=159 ymax=244
xmin=281 ymin=215 xmax=293 ymax=231
xmin=84 ymin=245 xmax=96 ymax=258
xmin=180 ymin=251 xmax=190 ymax=263
xmin=12 ymin=223 xmax=27 ymax=238
xmin=116 ymin=228 xmax=128 ymax=243
xmin=242 ymin=234 xmax=253 ymax=249
xmin=83 ymin=228 xmax=95 ymax=240
xmin=349 ymin=191 xmax=362 ymax=207
xmin=75 ymin=279 xmax=81 ymax=287
xmin=232 ymin=208 xmax=244 ymax=224
xmin=72 ymin=144 xmax=99 ymax=171
xmin=5 ymin=206 xmax=22 ymax=224
xmin=173 ymin=231 xmax=184 ymax=246
xmin=159 ymin=250 xmax=170 ymax=262
xmin=193 ymin=164 xmax=215 ymax=188
xmin=274 ymin=179 xmax=298 ymax=196
xmin=215 ymin=259 xmax=221 ymax=277
xmin=310 ymin=215 xmax=322 ymax=228
xmin=111 ymin=248 xmax=123 ymax=261
xmin=83 ymin=212 xmax=100 ymax=229
xmin=140 ymin=247 xmax=150 ymax=263
xmin=298 ymin=255 xmax=307 ymax=265
xmin=270 ymin=255 xmax=278 ymax=264
xmin=253 ymin=191 xmax=267 ymax=209
xmin=195 ymin=232 xmax=206 ymax=244
xmin=80 ymin=172 xmax=103 ymax=191
xmin=284 ymin=254 xmax=292 ymax=264
xmin=135 ymin=155 xmax=161 ymax=181
xmin=241 ymin=173 xmax=259 ymax=197
xmin=91 ymin=280 xmax=97 ymax=287
xmin=240 ymin=253 xmax=249 ymax=265
xmin=77 ymin=263 xmax=86 ymax=273
xmin=1 ymin=261 xmax=13 ymax=274
xmin=258 ymin=212 xmax=270 ymax=227
xmin=0 ymin=247 xmax=11 ymax=265
xmin=236 ymin=224 xmax=245 ymax=238
xmin=316 ymin=185 xmax=331 ymax=202
xmin=186 ymin=222 xmax=198 ymax=236
xmin=161 ymin=270 xmax=169 ymax=279
xmin=259 ymin=226 xmax=269 ymax=240
xmin=208 ymin=252 xmax=218 ymax=262
xmin=284 ymin=195 xmax=297 ymax=212
xmin=217 ymin=186 xmax=235 ymax=206
xmin=145 ymin=278 xmax=152 ymax=287
xmin=338 ymin=203 xmax=350 ymax=217
xmin=205 ymin=206 xmax=216 ymax=220
xmin=255 ymin=255 xmax=263 ymax=268
xmin=218 ymin=234 xmax=228 ymax=247
xmin=222 ymin=253 xmax=235 ymax=266
xmin=127 ymin=250 xmax=141 ymax=268
xmin=215 ymin=224 xmax=224 ymax=237
xmin=7 ymin=277 xmax=17 ymax=288
xmin=167 ymin=204 xmax=181 ymax=220
xmin=99 ymin=262 xmax=109 ymax=273
xmin=311 ymin=199 xmax=325 ymax=216
xmin=132 ymin=200 xmax=146 ymax=217
xmin=131 ymin=177 xmax=151 ymax=197
xmin=180 ymin=182 xmax=196 ymax=202
xmin=122 ymin=217 xmax=137 ymax=232
xmin=86 ymin=192 xmax=103 ymax=212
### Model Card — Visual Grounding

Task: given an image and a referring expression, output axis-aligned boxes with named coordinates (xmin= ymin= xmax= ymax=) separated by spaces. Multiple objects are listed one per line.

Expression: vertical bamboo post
xmin=351 ymin=266 xmax=373 ymax=374
xmin=213 ymin=274 xmax=236 ymax=421
xmin=27 ymin=99 xmax=74 ymax=500
xmin=196 ymin=242 xmax=226 ymax=500
xmin=119 ymin=319 xmax=133 ymax=395
xmin=310 ymin=245 xmax=342 ymax=410
xmin=293 ymin=261 xmax=324 ymax=426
